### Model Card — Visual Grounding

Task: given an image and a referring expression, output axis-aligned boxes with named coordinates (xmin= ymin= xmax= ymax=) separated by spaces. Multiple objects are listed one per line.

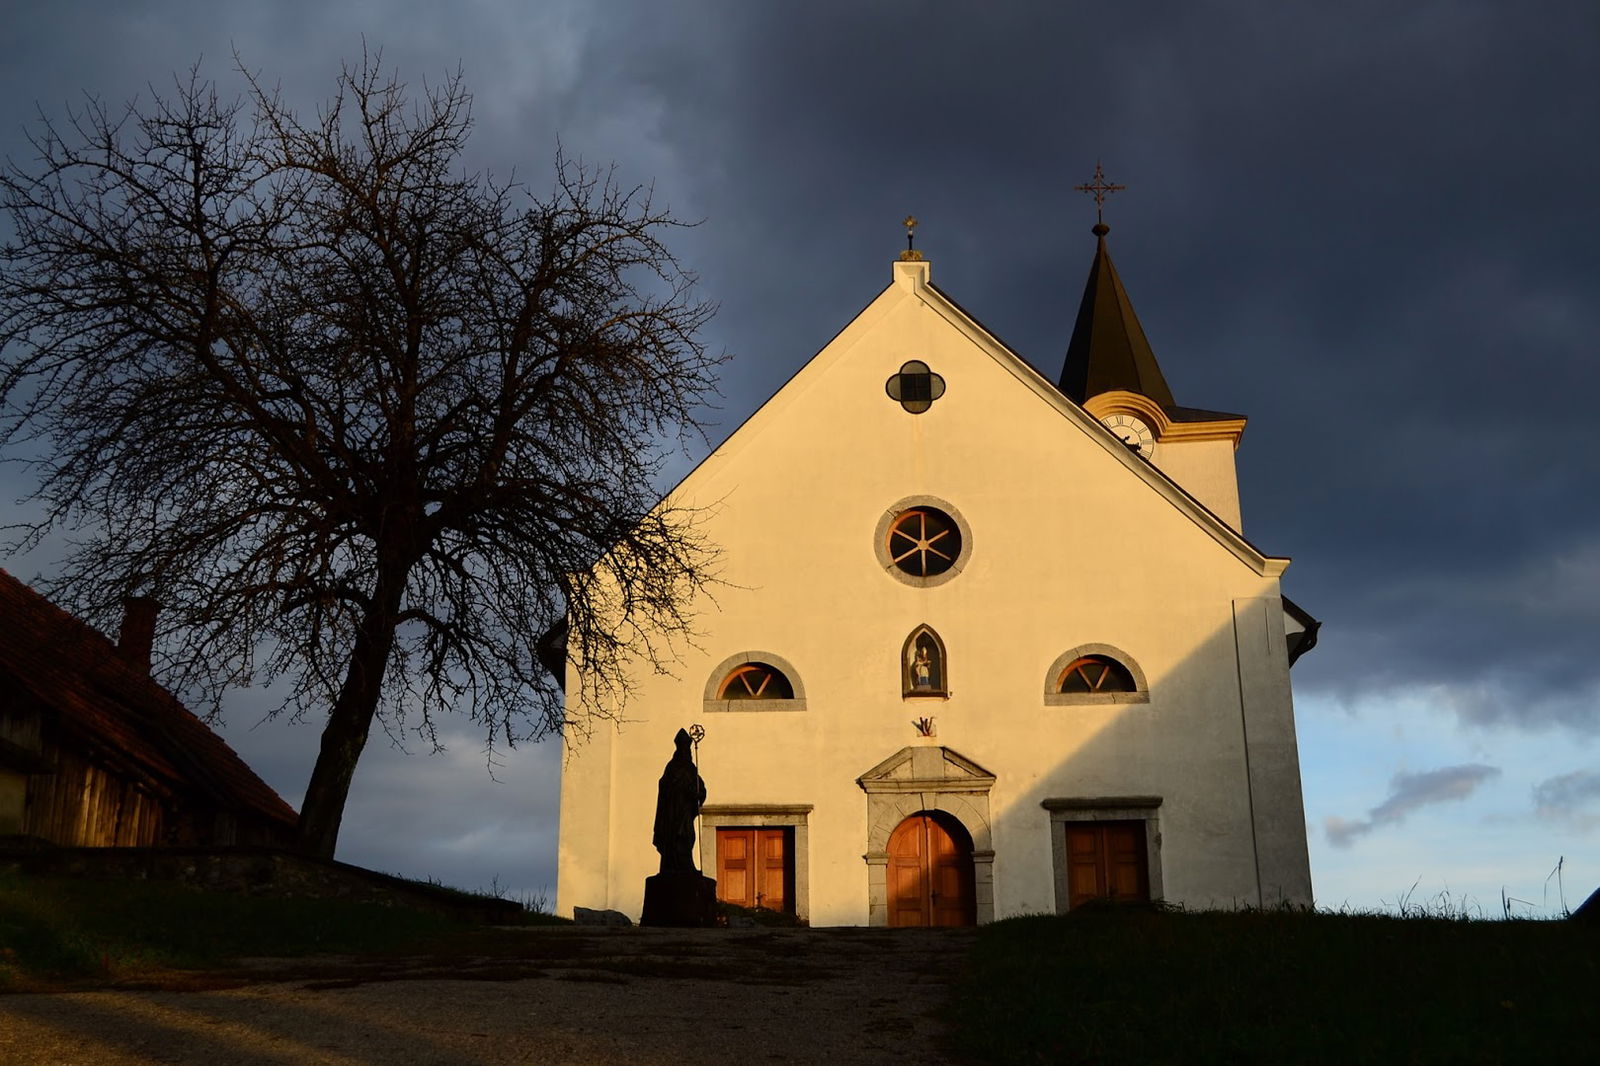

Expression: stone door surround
xmin=857 ymin=744 xmax=996 ymax=926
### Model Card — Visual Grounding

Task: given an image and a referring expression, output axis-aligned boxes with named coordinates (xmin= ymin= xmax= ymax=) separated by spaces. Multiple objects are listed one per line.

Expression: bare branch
xmin=0 ymin=55 xmax=723 ymax=856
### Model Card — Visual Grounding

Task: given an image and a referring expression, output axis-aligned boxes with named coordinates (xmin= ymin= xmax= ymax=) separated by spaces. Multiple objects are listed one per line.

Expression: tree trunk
xmin=296 ymin=561 xmax=409 ymax=859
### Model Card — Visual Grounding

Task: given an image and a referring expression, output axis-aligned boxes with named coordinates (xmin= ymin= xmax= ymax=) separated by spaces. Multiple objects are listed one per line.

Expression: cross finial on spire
xmin=899 ymin=214 xmax=924 ymax=261
xmin=1074 ymin=162 xmax=1125 ymax=233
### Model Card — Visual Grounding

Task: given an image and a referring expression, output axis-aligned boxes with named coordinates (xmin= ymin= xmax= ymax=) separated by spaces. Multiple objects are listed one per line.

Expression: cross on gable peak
xmin=899 ymin=214 xmax=924 ymax=261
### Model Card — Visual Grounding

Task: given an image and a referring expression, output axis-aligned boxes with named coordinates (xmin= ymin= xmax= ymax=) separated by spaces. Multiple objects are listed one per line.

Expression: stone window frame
xmin=1044 ymin=643 xmax=1150 ymax=706
xmin=873 ymin=495 xmax=974 ymax=590
xmin=1042 ymin=796 xmax=1164 ymax=913
xmin=698 ymin=804 xmax=813 ymax=923
xmin=702 ymin=651 xmax=808 ymax=713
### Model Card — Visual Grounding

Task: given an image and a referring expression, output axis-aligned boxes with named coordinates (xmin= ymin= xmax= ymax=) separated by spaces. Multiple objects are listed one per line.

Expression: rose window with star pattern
xmin=886 ymin=507 xmax=962 ymax=578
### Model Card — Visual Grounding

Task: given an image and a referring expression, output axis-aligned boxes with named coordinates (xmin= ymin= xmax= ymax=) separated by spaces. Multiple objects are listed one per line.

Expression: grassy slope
xmin=0 ymin=871 xmax=473 ymax=984
xmin=952 ymin=909 xmax=1599 ymax=1065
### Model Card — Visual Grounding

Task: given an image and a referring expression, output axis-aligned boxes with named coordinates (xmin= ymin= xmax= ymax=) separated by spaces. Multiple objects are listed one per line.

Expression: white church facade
xmin=557 ymin=218 xmax=1317 ymax=926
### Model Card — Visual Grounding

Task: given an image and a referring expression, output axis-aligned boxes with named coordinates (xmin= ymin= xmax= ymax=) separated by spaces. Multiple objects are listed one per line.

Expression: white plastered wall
xmin=1151 ymin=437 xmax=1243 ymax=531
xmin=556 ymin=259 xmax=1311 ymax=923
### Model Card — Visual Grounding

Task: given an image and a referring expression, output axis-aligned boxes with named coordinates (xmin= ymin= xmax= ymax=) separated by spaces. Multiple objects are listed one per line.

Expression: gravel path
xmin=0 ymin=926 xmax=974 ymax=1065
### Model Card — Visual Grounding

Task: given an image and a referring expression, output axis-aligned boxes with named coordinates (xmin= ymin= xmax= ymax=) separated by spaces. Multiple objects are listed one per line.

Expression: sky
xmin=2 ymin=1 xmax=1597 ymax=917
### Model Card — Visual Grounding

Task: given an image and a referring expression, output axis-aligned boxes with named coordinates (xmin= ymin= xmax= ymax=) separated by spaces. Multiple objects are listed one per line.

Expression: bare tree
xmin=0 ymin=58 xmax=721 ymax=858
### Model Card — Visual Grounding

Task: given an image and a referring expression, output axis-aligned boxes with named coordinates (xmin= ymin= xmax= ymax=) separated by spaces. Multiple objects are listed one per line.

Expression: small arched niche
xmin=901 ymin=625 xmax=948 ymax=698
xmin=1044 ymin=644 xmax=1150 ymax=706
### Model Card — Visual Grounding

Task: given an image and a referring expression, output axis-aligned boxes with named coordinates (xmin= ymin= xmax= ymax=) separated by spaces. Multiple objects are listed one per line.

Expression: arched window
xmin=1057 ymin=656 xmax=1135 ymax=694
xmin=718 ymin=662 xmax=795 ymax=700
xmin=1044 ymin=645 xmax=1149 ymax=706
xmin=703 ymin=652 xmax=807 ymax=712
xmin=902 ymin=625 xmax=948 ymax=697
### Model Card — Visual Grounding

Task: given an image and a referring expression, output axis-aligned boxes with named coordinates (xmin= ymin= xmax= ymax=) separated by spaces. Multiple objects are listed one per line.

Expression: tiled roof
xmin=1164 ymin=403 xmax=1247 ymax=424
xmin=0 ymin=568 xmax=298 ymax=828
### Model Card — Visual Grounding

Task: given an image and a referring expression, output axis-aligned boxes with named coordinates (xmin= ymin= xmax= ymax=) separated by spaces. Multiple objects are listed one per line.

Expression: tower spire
xmin=1057 ymin=166 xmax=1174 ymax=406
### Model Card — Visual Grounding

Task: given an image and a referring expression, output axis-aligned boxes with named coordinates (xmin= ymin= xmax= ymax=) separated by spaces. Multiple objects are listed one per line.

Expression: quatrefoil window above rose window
xmin=885 ymin=360 xmax=946 ymax=414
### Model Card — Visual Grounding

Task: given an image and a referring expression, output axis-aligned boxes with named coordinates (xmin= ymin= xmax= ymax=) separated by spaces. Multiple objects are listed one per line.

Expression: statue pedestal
xmin=641 ymin=871 xmax=718 ymax=927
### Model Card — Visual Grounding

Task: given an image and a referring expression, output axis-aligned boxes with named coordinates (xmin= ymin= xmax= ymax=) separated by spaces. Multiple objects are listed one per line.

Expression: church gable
xmin=668 ymin=259 xmax=1285 ymax=584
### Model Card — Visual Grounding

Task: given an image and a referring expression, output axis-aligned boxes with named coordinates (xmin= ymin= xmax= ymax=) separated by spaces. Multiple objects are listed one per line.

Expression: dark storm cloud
xmin=10 ymin=6 xmax=1599 ymax=738
xmin=577 ymin=2 xmax=1600 ymax=733
xmin=4 ymin=1 xmax=1599 ymax=894
xmin=1325 ymin=764 xmax=1501 ymax=847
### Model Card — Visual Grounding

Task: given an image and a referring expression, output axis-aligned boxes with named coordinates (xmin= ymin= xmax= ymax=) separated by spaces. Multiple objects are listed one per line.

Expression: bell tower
xmin=1059 ymin=166 xmax=1248 ymax=529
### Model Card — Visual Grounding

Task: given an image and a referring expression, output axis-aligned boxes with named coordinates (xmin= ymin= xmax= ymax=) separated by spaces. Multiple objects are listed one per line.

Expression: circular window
xmin=874 ymin=496 xmax=972 ymax=588
xmin=887 ymin=508 xmax=962 ymax=577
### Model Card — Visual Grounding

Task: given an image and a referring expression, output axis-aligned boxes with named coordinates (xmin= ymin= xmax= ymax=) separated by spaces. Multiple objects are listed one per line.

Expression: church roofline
xmin=1081 ymin=391 xmax=1248 ymax=450
xmin=1166 ymin=403 xmax=1248 ymax=423
xmin=909 ymin=268 xmax=1289 ymax=578
xmin=659 ymin=257 xmax=1291 ymax=580
xmin=1283 ymin=595 xmax=1321 ymax=665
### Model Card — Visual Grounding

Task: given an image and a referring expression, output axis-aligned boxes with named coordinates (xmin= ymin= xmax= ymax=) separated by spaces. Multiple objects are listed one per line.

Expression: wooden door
xmin=887 ymin=812 xmax=976 ymax=927
xmin=1065 ymin=821 xmax=1149 ymax=909
xmin=716 ymin=827 xmax=792 ymax=914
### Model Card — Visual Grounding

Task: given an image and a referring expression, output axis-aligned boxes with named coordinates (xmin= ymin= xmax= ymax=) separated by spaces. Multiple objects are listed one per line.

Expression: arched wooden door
xmin=887 ymin=811 xmax=976 ymax=927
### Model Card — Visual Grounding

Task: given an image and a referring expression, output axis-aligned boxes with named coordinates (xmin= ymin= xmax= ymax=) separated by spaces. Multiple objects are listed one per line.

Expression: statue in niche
xmin=903 ymin=627 xmax=945 ymax=695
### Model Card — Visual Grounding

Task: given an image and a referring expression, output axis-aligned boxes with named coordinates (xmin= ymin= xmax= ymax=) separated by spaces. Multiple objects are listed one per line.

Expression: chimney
xmin=118 ymin=596 xmax=159 ymax=673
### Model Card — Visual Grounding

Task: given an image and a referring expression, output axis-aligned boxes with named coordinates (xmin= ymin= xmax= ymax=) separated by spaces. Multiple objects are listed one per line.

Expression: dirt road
xmin=0 ymin=925 xmax=973 ymax=1065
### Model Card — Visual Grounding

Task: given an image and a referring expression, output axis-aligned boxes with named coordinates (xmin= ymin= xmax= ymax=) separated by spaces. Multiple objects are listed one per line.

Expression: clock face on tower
xmin=1102 ymin=414 xmax=1155 ymax=458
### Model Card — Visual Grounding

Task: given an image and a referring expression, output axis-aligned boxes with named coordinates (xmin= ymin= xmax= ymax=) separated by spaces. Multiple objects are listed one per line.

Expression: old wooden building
xmin=0 ymin=569 xmax=298 ymax=848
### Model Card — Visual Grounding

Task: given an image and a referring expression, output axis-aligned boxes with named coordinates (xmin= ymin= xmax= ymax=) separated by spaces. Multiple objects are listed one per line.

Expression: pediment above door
xmin=856 ymin=745 xmax=996 ymax=795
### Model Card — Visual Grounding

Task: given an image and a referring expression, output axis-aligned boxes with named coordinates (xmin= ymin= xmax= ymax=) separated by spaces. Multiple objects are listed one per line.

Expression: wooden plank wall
xmin=23 ymin=748 xmax=167 ymax=846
